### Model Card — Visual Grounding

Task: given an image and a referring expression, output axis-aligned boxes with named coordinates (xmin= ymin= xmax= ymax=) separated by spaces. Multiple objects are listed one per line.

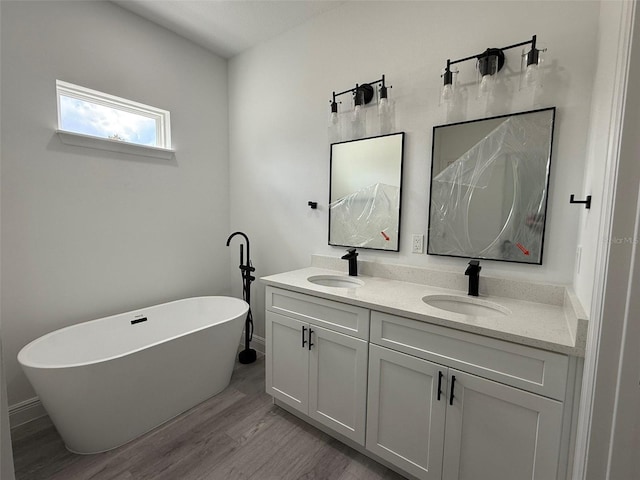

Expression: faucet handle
xmin=465 ymin=259 xmax=481 ymax=275
xmin=342 ymin=248 xmax=357 ymax=259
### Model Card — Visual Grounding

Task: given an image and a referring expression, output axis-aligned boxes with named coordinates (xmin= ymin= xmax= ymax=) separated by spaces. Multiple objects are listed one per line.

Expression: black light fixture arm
xmin=330 ymin=74 xmax=391 ymax=108
xmin=501 ymin=35 xmax=538 ymax=54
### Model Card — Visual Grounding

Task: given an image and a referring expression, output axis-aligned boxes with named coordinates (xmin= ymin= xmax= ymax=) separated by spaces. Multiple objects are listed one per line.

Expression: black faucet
xmin=341 ymin=248 xmax=358 ymax=276
xmin=465 ymin=260 xmax=481 ymax=296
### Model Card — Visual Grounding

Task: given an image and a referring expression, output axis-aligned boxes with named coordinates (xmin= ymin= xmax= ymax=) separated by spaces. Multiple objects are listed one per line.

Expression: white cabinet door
xmin=366 ymin=344 xmax=447 ymax=480
xmin=265 ymin=311 xmax=309 ymax=412
xmin=308 ymin=325 xmax=368 ymax=445
xmin=442 ymin=369 xmax=564 ymax=480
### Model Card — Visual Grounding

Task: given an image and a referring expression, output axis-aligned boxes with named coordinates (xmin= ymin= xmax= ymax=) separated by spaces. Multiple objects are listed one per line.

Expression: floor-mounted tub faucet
xmin=341 ymin=248 xmax=359 ymax=276
xmin=465 ymin=260 xmax=481 ymax=296
xmin=226 ymin=231 xmax=256 ymax=364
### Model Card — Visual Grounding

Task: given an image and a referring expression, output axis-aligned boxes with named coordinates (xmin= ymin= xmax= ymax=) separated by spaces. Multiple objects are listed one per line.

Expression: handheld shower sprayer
xmin=226 ymin=231 xmax=257 ymax=364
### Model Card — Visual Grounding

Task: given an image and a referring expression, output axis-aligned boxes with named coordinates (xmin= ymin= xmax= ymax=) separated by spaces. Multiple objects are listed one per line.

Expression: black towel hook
xmin=570 ymin=194 xmax=592 ymax=209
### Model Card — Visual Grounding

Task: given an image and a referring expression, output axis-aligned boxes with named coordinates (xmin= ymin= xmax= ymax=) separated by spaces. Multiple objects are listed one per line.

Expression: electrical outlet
xmin=412 ymin=234 xmax=424 ymax=254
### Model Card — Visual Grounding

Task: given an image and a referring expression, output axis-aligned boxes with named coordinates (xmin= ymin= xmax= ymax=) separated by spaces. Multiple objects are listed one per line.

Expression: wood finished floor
xmin=11 ymin=354 xmax=406 ymax=480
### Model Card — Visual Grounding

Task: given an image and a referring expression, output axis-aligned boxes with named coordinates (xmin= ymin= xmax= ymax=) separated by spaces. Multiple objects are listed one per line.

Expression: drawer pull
xmin=302 ymin=326 xmax=307 ymax=348
xmin=437 ymin=371 xmax=443 ymax=401
xmin=450 ymin=375 xmax=456 ymax=406
xmin=308 ymin=328 xmax=314 ymax=350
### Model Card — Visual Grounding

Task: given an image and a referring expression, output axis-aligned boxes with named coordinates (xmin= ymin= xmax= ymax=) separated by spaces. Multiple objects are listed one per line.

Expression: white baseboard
xmin=9 ymin=397 xmax=46 ymax=429
xmin=239 ymin=334 xmax=265 ymax=355
xmin=251 ymin=335 xmax=265 ymax=354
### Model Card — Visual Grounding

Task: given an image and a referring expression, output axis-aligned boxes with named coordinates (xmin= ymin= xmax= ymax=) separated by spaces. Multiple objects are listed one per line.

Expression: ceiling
xmin=114 ymin=0 xmax=347 ymax=59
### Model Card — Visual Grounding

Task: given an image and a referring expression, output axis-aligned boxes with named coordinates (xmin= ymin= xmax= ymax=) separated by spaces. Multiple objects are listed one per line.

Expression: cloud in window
xmin=59 ymin=96 xmax=157 ymax=146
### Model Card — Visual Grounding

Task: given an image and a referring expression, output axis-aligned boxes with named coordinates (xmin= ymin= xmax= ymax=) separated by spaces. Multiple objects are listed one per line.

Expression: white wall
xmin=228 ymin=1 xmax=601 ymax=338
xmin=581 ymin=2 xmax=640 ymax=477
xmin=1 ymin=1 xmax=229 ymax=407
xmin=573 ymin=1 xmax=631 ymax=316
xmin=606 ymin=37 xmax=640 ymax=475
xmin=0 ymin=3 xmax=16 ymax=476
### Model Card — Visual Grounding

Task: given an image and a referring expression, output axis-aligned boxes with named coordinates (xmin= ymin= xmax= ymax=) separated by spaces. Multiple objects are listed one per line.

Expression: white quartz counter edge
xmin=261 ymin=267 xmax=584 ymax=357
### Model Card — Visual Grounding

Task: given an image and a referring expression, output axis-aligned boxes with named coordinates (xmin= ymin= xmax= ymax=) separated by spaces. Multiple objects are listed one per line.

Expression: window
xmin=56 ymin=80 xmax=172 ymax=156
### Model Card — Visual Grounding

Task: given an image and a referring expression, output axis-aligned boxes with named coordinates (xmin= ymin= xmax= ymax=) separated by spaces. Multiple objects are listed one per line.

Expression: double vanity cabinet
xmin=263 ymin=265 xmax=585 ymax=480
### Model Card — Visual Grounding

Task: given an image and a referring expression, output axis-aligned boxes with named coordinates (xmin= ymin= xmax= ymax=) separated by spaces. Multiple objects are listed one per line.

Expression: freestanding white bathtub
xmin=17 ymin=296 xmax=248 ymax=454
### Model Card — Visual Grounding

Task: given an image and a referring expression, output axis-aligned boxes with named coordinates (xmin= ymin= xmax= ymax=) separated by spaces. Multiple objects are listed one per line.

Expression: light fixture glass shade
xmin=441 ymin=84 xmax=454 ymax=102
xmin=477 ymin=54 xmax=499 ymax=98
xmin=478 ymin=74 xmax=494 ymax=96
xmin=351 ymin=91 xmax=367 ymax=139
xmin=378 ymin=86 xmax=395 ymax=135
xmin=439 ymin=68 xmax=458 ymax=106
xmin=520 ymin=46 xmax=545 ymax=90
xmin=328 ymin=101 xmax=343 ymax=143
xmin=524 ymin=63 xmax=539 ymax=86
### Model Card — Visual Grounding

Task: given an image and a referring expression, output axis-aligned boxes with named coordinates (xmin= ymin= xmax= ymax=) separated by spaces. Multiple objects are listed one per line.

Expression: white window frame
xmin=55 ymin=80 xmax=174 ymax=159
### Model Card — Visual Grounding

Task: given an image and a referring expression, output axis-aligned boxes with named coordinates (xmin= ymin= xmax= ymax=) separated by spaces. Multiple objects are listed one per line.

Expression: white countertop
xmin=261 ymin=266 xmax=587 ymax=357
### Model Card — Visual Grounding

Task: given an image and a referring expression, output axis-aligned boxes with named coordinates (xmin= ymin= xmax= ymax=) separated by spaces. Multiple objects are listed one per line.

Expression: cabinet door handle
xmin=308 ymin=328 xmax=314 ymax=350
xmin=449 ymin=375 xmax=456 ymax=406
xmin=301 ymin=326 xmax=307 ymax=348
xmin=437 ymin=371 xmax=443 ymax=401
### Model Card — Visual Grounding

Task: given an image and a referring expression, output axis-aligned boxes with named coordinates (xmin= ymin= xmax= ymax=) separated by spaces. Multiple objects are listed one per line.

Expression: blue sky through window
xmin=59 ymin=95 xmax=157 ymax=146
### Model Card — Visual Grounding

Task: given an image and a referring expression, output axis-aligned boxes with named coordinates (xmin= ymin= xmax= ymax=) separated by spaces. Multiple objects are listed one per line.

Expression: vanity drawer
xmin=370 ymin=311 xmax=568 ymax=400
xmin=266 ymin=286 xmax=370 ymax=340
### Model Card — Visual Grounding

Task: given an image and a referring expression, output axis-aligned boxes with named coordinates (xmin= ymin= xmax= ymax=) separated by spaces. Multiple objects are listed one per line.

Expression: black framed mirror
xmin=428 ymin=107 xmax=555 ymax=264
xmin=329 ymin=132 xmax=405 ymax=251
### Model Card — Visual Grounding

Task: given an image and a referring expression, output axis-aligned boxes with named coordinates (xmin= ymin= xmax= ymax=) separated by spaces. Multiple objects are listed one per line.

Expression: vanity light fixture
xmin=520 ymin=35 xmax=546 ymax=90
xmin=328 ymin=99 xmax=342 ymax=144
xmin=377 ymin=83 xmax=395 ymax=134
xmin=352 ymin=86 xmax=367 ymax=139
xmin=440 ymin=60 xmax=458 ymax=105
xmin=329 ymin=75 xmax=392 ymax=141
xmin=441 ymin=35 xmax=545 ymax=100
xmin=477 ymin=48 xmax=503 ymax=97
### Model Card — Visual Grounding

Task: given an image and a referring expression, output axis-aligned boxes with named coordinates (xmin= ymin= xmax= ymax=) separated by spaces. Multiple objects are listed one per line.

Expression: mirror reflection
xmin=428 ymin=108 xmax=555 ymax=264
xmin=329 ymin=133 xmax=405 ymax=251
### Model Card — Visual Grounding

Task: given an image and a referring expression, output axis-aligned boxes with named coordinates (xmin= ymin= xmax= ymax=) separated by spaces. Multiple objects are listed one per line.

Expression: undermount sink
xmin=307 ymin=275 xmax=364 ymax=288
xmin=422 ymin=294 xmax=511 ymax=317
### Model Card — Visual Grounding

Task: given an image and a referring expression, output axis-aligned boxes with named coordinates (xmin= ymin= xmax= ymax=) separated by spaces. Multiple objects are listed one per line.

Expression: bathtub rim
xmin=17 ymin=295 xmax=248 ymax=370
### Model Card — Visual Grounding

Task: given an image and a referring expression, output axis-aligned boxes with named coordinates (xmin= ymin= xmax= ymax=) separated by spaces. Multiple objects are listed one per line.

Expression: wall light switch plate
xmin=412 ymin=234 xmax=424 ymax=254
